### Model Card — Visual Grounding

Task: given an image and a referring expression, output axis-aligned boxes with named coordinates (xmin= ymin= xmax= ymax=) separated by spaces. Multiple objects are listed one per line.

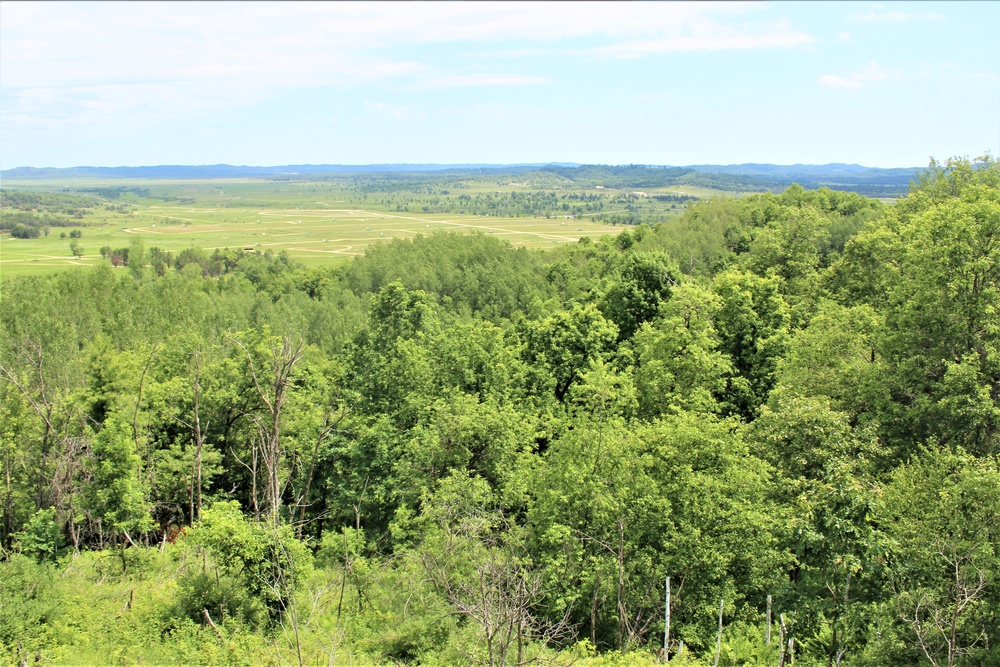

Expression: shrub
xmin=10 ymin=223 xmax=40 ymax=239
xmin=180 ymin=501 xmax=313 ymax=620
xmin=14 ymin=508 xmax=63 ymax=563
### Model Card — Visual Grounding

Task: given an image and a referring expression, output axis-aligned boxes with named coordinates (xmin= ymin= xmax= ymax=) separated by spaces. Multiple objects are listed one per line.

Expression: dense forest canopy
xmin=0 ymin=156 xmax=998 ymax=666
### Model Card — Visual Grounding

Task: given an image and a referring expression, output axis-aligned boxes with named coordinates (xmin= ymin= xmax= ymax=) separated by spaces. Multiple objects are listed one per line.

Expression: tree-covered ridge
xmin=1 ymin=162 xmax=920 ymax=197
xmin=1 ymin=156 xmax=997 ymax=666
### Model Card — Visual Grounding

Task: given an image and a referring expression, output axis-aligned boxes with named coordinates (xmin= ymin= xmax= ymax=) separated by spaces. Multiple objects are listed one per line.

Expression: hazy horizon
xmin=1 ymin=160 xmax=928 ymax=172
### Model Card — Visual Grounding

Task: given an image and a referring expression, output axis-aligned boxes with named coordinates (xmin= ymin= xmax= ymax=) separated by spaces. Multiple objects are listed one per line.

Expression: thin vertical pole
xmin=766 ymin=594 xmax=772 ymax=646
xmin=713 ymin=597 xmax=724 ymax=667
xmin=788 ymin=612 xmax=795 ymax=665
xmin=778 ymin=613 xmax=787 ymax=667
xmin=664 ymin=576 xmax=671 ymax=662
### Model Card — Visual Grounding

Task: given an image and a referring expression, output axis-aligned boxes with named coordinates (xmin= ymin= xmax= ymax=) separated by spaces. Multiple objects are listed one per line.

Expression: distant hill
xmin=1 ymin=161 xmax=923 ymax=196
xmin=684 ymin=163 xmax=920 ymax=188
xmin=533 ymin=163 xmax=921 ymax=196
xmin=0 ymin=163 xmax=582 ymax=180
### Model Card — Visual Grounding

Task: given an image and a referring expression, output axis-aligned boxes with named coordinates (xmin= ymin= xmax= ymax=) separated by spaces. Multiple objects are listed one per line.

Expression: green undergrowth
xmin=1 ymin=545 xmax=779 ymax=666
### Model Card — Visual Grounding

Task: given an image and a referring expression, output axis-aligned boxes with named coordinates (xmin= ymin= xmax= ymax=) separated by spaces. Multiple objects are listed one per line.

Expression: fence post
xmin=766 ymin=594 xmax=772 ymax=646
xmin=664 ymin=577 xmax=671 ymax=662
xmin=713 ymin=597 xmax=724 ymax=667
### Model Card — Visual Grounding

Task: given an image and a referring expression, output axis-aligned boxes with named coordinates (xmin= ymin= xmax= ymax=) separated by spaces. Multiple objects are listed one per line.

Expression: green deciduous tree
xmin=598 ymin=251 xmax=678 ymax=341
xmin=712 ymin=270 xmax=791 ymax=420
xmin=633 ymin=282 xmax=732 ymax=418
xmin=523 ymin=303 xmax=618 ymax=401
xmin=881 ymin=449 xmax=1000 ymax=667
xmin=834 ymin=156 xmax=1000 ymax=458
xmin=530 ymin=411 xmax=786 ymax=653
xmin=752 ymin=394 xmax=885 ymax=665
xmin=83 ymin=412 xmax=152 ymax=547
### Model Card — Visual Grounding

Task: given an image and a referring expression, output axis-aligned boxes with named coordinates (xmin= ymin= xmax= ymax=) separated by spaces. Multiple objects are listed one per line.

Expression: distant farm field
xmin=0 ymin=178 xmax=648 ymax=278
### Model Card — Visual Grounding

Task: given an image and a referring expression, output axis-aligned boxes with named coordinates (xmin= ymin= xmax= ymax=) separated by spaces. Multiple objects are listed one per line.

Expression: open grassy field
xmin=1 ymin=177 xmax=672 ymax=278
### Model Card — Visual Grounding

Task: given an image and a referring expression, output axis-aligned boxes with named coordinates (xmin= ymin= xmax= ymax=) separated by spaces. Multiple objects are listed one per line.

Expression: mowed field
xmin=1 ymin=178 xmax=631 ymax=278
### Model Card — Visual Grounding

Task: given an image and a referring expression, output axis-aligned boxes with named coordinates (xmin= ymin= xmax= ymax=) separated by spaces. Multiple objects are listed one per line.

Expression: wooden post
xmin=766 ymin=594 xmax=772 ymax=646
xmin=787 ymin=612 xmax=795 ymax=665
xmin=664 ymin=576 xmax=671 ymax=662
xmin=778 ymin=614 xmax=784 ymax=667
xmin=713 ymin=597 xmax=724 ymax=667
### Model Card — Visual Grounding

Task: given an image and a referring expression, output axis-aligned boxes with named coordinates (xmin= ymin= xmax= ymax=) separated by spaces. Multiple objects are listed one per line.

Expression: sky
xmin=1 ymin=1 xmax=997 ymax=169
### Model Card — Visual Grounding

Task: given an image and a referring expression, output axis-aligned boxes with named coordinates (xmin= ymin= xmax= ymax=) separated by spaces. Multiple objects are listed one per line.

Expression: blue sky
xmin=1 ymin=1 xmax=997 ymax=169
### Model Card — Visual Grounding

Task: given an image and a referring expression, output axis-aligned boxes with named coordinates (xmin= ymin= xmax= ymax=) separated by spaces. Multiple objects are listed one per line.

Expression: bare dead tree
xmin=232 ymin=334 xmax=304 ymax=524
xmin=895 ymin=540 xmax=992 ymax=667
xmin=130 ymin=343 xmax=159 ymax=485
xmin=2 ymin=339 xmax=89 ymax=545
xmin=175 ymin=350 xmax=209 ymax=525
xmin=572 ymin=522 xmax=660 ymax=651
xmin=2 ymin=340 xmax=60 ymax=510
xmin=424 ymin=544 xmax=569 ymax=667
xmin=229 ymin=443 xmax=260 ymax=521
xmin=421 ymin=510 xmax=574 ymax=667
xmin=294 ymin=392 xmax=355 ymax=539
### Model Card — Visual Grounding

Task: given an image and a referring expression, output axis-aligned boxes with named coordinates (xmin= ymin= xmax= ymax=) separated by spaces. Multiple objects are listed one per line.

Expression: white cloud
xmin=0 ymin=3 xmax=808 ymax=87
xmin=365 ymin=101 xmax=421 ymax=121
xmin=819 ymin=62 xmax=902 ymax=89
xmin=585 ymin=30 xmax=816 ymax=58
xmin=418 ymin=74 xmax=551 ymax=89
xmin=851 ymin=11 xmax=945 ymax=22
xmin=837 ymin=32 xmax=852 ymax=41
xmin=441 ymin=102 xmax=518 ymax=121
xmin=634 ymin=93 xmax=671 ymax=102
xmin=818 ymin=75 xmax=864 ymax=90
xmin=0 ymin=2 xmax=815 ymax=133
xmin=963 ymin=72 xmax=1000 ymax=89
xmin=464 ymin=48 xmax=550 ymax=59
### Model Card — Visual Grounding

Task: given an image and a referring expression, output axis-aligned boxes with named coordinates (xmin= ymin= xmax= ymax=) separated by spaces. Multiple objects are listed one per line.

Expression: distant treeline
xmin=1 ymin=189 xmax=99 ymax=215
xmin=75 ymin=186 xmax=151 ymax=200
xmin=0 ymin=189 xmax=140 ymax=238
xmin=2 ymin=162 xmax=924 ymax=197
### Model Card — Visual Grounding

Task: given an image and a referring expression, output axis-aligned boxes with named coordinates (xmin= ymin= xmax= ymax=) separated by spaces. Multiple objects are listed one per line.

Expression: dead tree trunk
xmin=235 ymin=335 xmax=303 ymax=525
xmin=296 ymin=396 xmax=352 ymax=538
xmin=177 ymin=351 xmax=209 ymax=525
